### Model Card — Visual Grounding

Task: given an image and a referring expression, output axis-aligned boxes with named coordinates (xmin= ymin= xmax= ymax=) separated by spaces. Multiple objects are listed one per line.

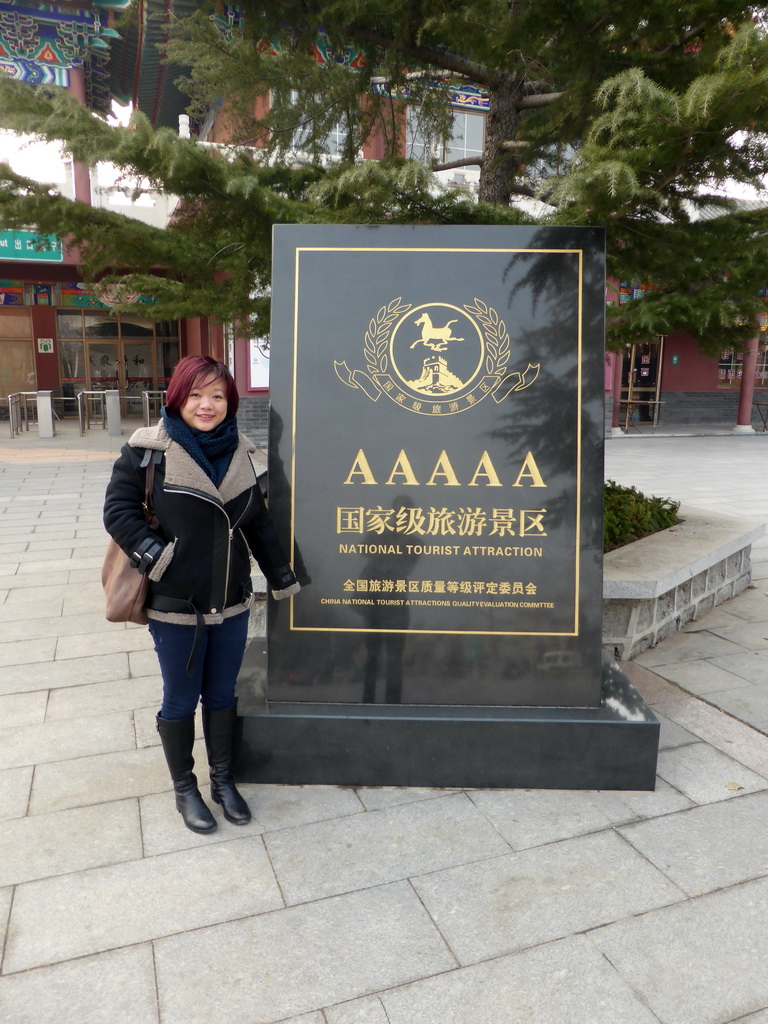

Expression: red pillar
xmin=67 ymin=68 xmax=92 ymax=204
xmin=734 ymin=337 xmax=759 ymax=432
xmin=182 ymin=317 xmax=210 ymax=357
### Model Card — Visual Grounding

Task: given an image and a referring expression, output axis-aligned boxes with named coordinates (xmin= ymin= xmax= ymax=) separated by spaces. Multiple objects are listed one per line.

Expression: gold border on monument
xmin=288 ymin=244 xmax=585 ymax=636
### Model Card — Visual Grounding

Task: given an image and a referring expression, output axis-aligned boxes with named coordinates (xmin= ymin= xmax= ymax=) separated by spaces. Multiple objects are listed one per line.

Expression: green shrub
xmin=604 ymin=480 xmax=681 ymax=553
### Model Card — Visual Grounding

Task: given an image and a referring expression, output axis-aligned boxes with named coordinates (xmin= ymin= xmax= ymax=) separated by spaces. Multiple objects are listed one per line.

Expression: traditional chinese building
xmin=0 ymin=0 xmax=239 ymax=430
xmin=1 ymin=2 xmax=766 ymax=434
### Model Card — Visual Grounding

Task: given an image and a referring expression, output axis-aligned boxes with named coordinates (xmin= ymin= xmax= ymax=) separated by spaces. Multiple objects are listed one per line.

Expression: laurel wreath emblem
xmin=463 ymin=298 xmax=511 ymax=377
xmin=365 ymin=297 xmax=510 ymax=380
xmin=365 ymin=298 xmax=412 ymax=376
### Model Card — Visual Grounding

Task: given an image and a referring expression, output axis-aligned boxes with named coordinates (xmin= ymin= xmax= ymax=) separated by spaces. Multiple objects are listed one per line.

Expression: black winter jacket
xmin=103 ymin=422 xmax=290 ymax=625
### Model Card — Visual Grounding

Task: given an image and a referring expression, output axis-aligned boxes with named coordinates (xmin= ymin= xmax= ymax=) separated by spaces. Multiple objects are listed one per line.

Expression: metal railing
xmin=7 ymin=392 xmax=37 ymax=438
xmin=76 ymin=391 xmax=108 ymax=436
xmin=142 ymin=390 xmax=167 ymax=426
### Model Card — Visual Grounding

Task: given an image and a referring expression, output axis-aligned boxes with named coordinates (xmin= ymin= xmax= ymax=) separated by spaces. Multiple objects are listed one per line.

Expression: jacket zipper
xmin=164 ymin=486 xmax=234 ymax=610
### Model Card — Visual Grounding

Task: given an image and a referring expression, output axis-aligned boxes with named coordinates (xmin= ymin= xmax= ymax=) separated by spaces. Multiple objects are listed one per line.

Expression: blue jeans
xmin=148 ymin=611 xmax=249 ymax=721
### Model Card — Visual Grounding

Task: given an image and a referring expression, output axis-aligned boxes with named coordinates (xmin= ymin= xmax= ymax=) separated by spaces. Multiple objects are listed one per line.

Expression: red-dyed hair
xmin=165 ymin=356 xmax=239 ymax=419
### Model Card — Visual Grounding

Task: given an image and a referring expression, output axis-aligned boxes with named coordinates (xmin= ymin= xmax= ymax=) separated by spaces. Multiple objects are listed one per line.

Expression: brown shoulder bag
xmin=102 ymin=458 xmax=158 ymax=625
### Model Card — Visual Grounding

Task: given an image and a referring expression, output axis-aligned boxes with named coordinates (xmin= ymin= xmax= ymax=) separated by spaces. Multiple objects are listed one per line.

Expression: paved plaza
xmin=0 ymin=420 xmax=767 ymax=1024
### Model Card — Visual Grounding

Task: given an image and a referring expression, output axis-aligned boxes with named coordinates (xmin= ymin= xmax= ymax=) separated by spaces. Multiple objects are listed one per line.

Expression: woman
xmin=104 ymin=355 xmax=299 ymax=834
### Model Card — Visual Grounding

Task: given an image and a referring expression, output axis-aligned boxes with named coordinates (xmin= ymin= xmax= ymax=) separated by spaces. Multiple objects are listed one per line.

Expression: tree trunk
xmin=478 ymin=75 xmax=524 ymax=206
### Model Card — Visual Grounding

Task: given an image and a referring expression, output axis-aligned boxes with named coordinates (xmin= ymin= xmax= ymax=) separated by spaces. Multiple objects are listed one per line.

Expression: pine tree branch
xmin=516 ymin=92 xmax=563 ymax=109
xmin=433 ymin=157 xmax=483 ymax=171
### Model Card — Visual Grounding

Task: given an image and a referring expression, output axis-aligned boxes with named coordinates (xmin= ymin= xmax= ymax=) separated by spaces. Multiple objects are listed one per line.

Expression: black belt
xmin=146 ymin=588 xmax=252 ymax=677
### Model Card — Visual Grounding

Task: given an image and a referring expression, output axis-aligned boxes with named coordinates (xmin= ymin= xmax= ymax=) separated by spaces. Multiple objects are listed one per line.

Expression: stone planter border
xmin=603 ymin=506 xmax=765 ymax=660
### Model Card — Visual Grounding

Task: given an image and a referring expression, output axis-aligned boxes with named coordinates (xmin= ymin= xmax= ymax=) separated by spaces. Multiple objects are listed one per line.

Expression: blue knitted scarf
xmin=162 ymin=408 xmax=239 ymax=488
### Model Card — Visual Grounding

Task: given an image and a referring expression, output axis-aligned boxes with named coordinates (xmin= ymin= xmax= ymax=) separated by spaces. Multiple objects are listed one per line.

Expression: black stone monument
xmin=238 ymin=225 xmax=659 ymax=790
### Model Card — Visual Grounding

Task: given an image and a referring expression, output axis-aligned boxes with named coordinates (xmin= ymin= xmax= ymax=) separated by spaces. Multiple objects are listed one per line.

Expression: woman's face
xmin=180 ymin=376 xmax=228 ymax=432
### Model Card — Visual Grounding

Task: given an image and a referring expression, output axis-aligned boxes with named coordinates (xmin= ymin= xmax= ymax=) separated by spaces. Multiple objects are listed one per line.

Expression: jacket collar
xmin=128 ymin=423 xmax=258 ymax=504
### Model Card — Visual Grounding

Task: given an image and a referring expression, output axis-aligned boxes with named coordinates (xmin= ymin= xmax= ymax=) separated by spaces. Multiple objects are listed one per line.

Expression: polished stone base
xmin=237 ymin=654 xmax=659 ymax=791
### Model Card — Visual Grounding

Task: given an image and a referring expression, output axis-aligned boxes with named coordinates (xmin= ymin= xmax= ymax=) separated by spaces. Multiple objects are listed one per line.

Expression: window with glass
xmin=406 ymin=107 xmax=485 ymax=168
xmin=718 ymin=341 xmax=768 ymax=388
xmin=287 ymin=91 xmax=348 ymax=157
xmin=56 ymin=310 xmax=179 ymax=415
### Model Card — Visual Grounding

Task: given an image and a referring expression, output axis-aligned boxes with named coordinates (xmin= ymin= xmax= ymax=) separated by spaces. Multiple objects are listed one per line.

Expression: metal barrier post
xmin=142 ymin=390 xmax=166 ymax=426
xmin=76 ymin=392 xmax=85 ymax=436
xmin=8 ymin=394 xmax=19 ymax=438
xmin=105 ymin=390 xmax=121 ymax=436
xmin=37 ymin=391 xmax=54 ymax=438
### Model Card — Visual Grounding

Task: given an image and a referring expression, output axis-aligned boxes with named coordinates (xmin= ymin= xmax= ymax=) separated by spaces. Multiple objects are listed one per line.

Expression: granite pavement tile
xmin=59 ymin=591 xmax=112 ymax=615
xmin=731 ymin=1011 xmax=768 ymax=1024
xmin=139 ymin=785 xmax=265 ymax=856
xmin=375 ymin=934 xmax=660 ymax=1024
xmin=4 ymin=839 xmax=283 ymax=973
xmin=0 ymin=542 xmax=27 ymax=555
xmin=717 ymin=586 xmax=768 ymax=622
xmin=656 ymin=741 xmax=768 ymax=803
xmin=17 ymin=545 xmax=73 ymax=559
xmin=0 ymin=887 xmax=13 ymax=973
xmin=0 ymin=800 xmax=142 ymax=887
xmin=410 ymin=829 xmax=684 ymax=965
xmin=708 ymin=649 xmax=768 ymax=684
xmin=0 ymin=712 xmax=135 ymax=770
xmin=45 ymin=674 xmax=162 ymax=721
xmin=0 ymin=637 xmax=57 ymax=669
xmin=264 ymin=792 xmax=511 ymax=905
xmin=0 ymin=944 xmax=159 ymax=1024
xmin=633 ymin=630 xmax=750 ymax=667
xmin=464 ymin=785 xmax=692 ymax=850
xmin=0 ymin=612 xmax=121 ymax=642
xmin=681 ymin=606 xmax=743 ymax=631
xmin=466 ymin=787 xmax=623 ymax=848
xmin=153 ymin=882 xmax=455 ymax=1024
xmin=613 ymin=777 xmax=695 ymax=819
xmin=354 ymin=786 xmax=460 ymax=811
xmin=652 ymin=694 xmax=768 ymax=778
xmin=325 ymin=996 xmax=389 ymax=1024
xmin=0 ymin=766 xmax=32 ymax=821
xmin=0 ymin=653 xmax=130 ymax=696
xmin=619 ymin=789 xmax=768 ymax=896
xmin=703 ymin=684 xmax=768 ymax=732
xmin=16 ymin=556 xmax=102 ymax=575
xmin=0 ymin=691 xmax=47 ymax=728
xmin=619 ymin=660 xmax=687 ymax=704
xmin=0 ymin=573 xmax=69 ymax=589
xmin=0 ymin=582 xmax=73 ymax=602
xmin=648 ymin=658 xmax=760 ymax=696
xmin=589 ymin=876 xmax=768 ymax=1024
xmin=247 ymin=783 xmax=365 ymax=832
xmin=24 ymin=524 xmax=79 ymax=537
xmin=29 ymin=747 xmax=171 ymax=814
xmin=129 ymin=648 xmax=162 ymax=678
xmin=654 ymin=710 xmax=699 ymax=749
xmin=55 ymin=628 xmax=154 ymax=660
xmin=706 ymin=620 xmax=768 ymax=650
xmin=26 ymin=536 xmax=101 ymax=553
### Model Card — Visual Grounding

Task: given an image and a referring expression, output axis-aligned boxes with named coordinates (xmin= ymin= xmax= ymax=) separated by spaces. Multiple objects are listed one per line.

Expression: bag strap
xmin=141 ymin=454 xmax=159 ymax=528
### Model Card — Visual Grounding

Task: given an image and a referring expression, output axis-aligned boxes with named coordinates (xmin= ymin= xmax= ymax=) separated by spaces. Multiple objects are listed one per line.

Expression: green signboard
xmin=0 ymin=230 xmax=63 ymax=263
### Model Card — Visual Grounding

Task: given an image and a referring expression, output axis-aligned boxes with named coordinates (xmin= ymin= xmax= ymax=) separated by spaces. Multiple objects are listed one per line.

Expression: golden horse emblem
xmin=335 ymin=298 xmax=540 ymax=416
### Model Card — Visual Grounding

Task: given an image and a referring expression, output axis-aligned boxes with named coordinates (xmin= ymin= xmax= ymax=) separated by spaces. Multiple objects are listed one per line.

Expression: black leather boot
xmin=202 ymin=704 xmax=251 ymax=825
xmin=156 ymin=713 xmax=217 ymax=834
